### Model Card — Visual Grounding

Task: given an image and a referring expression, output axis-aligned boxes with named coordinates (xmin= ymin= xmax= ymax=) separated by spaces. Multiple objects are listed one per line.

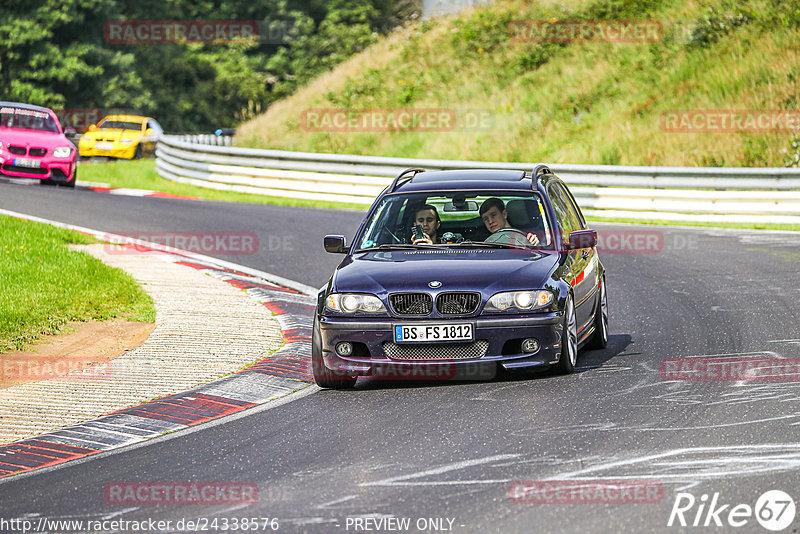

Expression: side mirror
xmin=88 ymin=124 xmax=96 ymax=132
xmin=324 ymin=235 xmax=349 ymax=254
xmin=568 ymin=229 xmax=597 ymax=250
xmin=146 ymin=128 xmax=154 ymax=136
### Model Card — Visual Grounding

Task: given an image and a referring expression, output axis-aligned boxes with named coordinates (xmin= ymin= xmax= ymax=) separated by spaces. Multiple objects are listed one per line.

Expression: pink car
xmin=0 ymin=101 xmax=77 ymax=187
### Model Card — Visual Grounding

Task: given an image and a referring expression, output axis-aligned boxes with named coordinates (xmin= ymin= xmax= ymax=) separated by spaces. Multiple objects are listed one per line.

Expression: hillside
xmin=236 ymin=0 xmax=800 ymax=167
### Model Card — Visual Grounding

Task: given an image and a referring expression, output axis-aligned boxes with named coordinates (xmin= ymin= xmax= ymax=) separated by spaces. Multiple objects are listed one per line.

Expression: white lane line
xmin=316 ymin=495 xmax=358 ymax=509
xmin=550 ymin=444 xmax=800 ymax=482
xmin=361 ymin=454 xmax=519 ymax=487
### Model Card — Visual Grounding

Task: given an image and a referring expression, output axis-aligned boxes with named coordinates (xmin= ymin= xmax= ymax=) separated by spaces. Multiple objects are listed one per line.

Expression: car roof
xmin=0 ymin=101 xmax=56 ymax=115
xmin=394 ymin=169 xmax=534 ymax=193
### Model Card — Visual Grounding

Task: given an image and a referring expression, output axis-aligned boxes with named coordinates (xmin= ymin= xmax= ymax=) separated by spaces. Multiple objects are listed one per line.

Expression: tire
xmin=586 ymin=276 xmax=608 ymax=350
xmin=555 ymin=294 xmax=577 ymax=374
xmin=312 ymin=318 xmax=357 ymax=389
xmin=63 ymin=167 xmax=77 ymax=188
xmin=133 ymin=145 xmax=142 ymax=160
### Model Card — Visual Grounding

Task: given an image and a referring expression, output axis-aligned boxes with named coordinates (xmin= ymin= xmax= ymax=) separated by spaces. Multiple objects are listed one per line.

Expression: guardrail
xmin=156 ymin=135 xmax=800 ymax=224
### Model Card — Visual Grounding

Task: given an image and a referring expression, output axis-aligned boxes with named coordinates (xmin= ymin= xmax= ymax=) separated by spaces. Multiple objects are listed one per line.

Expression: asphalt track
xmin=1 ymin=182 xmax=800 ymax=533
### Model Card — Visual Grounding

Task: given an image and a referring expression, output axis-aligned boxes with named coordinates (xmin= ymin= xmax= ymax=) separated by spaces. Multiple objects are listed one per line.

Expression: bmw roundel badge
xmin=428 ymin=280 xmax=442 ymax=288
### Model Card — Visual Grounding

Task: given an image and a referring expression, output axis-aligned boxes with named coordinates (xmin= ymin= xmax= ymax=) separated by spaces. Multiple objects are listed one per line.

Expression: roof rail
xmin=389 ymin=167 xmax=426 ymax=192
xmin=531 ymin=164 xmax=552 ymax=178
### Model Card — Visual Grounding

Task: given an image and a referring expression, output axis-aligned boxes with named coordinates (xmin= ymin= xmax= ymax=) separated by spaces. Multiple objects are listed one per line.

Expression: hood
xmin=333 ymin=248 xmax=559 ymax=296
xmin=82 ymin=129 xmax=143 ymax=141
xmin=0 ymin=128 xmax=69 ymax=148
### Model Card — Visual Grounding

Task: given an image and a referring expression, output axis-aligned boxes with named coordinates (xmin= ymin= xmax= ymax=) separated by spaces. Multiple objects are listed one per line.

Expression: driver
xmin=411 ymin=204 xmax=441 ymax=244
xmin=479 ymin=198 xmax=540 ymax=245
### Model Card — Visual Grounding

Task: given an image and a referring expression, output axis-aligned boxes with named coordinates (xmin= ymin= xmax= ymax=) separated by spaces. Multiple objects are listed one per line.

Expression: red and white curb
xmin=0 ymin=209 xmax=318 ymax=479
xmin=0 ymin=176 xmax=201 ymax=200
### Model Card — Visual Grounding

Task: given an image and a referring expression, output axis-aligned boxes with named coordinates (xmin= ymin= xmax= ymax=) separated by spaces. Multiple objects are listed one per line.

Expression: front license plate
xmin=96 ymin=142 xmax=113 ymax=150
xmin=394 ymin=323 xmax=474 ymax=343
xmin=14 ymin=158 xmax=41 ymax=168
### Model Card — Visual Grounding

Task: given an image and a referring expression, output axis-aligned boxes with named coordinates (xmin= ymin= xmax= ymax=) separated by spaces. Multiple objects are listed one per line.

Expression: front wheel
xmin=312 ymin=318 xmax=357 ymax=389
xmin=63 ymin=167 xmax=77 ymax=188
xmin=555 ymin=295 xmax=577 ymax=374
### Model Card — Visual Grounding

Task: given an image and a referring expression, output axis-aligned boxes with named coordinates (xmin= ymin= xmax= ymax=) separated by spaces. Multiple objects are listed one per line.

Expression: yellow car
xmin=78 ymin=114 xmax=162 ymax=159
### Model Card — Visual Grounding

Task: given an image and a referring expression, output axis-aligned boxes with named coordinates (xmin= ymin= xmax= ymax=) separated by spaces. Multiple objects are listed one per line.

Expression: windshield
xmin=357 ymin=191 xmax=554 ymax=250
xmin=0 ymin=106 xmax=59 ymax=133
xmin=98 ymin=120 xmax=143 ymax=130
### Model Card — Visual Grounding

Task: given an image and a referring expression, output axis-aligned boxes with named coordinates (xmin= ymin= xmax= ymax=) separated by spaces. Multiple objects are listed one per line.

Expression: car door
xmin=548 ymin=182 xmax=595 ymax=336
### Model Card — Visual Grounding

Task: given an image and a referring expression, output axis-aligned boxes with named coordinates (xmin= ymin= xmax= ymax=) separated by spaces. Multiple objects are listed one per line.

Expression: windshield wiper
xmin=357 ymin=243 xmax=439 ymax=251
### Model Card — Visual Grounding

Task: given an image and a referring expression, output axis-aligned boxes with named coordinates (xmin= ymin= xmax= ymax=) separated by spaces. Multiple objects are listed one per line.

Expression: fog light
xmin=336 ymin=342 xmax=353 ymax=356
xmin=521 ymin=338 xmax=540 ymax=353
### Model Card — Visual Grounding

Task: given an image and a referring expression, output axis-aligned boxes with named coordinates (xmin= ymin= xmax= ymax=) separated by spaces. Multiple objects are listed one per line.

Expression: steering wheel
xmin=485 ymin=228 xmax=530 ymax=247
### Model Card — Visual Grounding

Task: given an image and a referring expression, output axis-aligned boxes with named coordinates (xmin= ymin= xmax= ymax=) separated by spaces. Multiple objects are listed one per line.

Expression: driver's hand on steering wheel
xmin=526 ymin=232 xmax=540 ymax=245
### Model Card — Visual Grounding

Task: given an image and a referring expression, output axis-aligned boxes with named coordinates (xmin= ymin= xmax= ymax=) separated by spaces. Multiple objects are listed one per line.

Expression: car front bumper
xmin=319 ymin=312 xmax=565 ymax=378
xmin=0 ymin=155 xmax=75 ymax=182
xmin=79 ymin=142 xmax=137 ymax=159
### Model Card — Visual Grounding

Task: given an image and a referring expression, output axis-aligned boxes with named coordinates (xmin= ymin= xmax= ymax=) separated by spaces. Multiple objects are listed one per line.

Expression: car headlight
xmin=52 ymin=147 xmax=72 ymax=158
xmin=485 ymin=290 xmax=553 ymax=312
xmin=325 ymin=293 xmax=386 ymax=314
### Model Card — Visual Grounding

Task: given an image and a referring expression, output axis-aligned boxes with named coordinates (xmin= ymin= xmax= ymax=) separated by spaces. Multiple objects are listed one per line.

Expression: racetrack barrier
xmin=156 ymin=134 xmax=800 ymax=223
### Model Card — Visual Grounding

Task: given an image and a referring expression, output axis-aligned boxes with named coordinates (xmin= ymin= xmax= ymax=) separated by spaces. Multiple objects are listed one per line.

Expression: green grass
xmin=78 ymin=159 xmax=367 ymax=211
xmin=0 ymin=215 xmax=156 ymax=352
xmin=585 ymin=215 xmax=800 ymax=232
xmin=237 ymin=0 xmax=800 ymax=167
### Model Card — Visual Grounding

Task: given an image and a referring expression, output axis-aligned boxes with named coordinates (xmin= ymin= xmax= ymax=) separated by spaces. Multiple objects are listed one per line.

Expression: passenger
xmin=411 ymin=204 xmax=441 ymax=244
xmin=479 ymin=198 xmax=540 ymax=246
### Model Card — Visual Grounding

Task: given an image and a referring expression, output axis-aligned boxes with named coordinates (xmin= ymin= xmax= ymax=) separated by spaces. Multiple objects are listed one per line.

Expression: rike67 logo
xmin=668 ymin=490 xmax=795 ymax=531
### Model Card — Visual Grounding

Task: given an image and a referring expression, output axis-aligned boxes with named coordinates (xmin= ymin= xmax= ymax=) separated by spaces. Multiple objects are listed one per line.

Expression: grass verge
xmin=236 ymin=0 xmax=800 ymax=168
xmin=0 ymin=215 xmax=156 ymax=352
xmin=78 ymin=159 xmax=367 ymax=210
xmin=585 ymin=215 xmax=800 ymax=232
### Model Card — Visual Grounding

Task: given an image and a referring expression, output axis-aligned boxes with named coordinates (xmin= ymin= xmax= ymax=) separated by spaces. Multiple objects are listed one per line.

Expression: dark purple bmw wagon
xmin=313 ymin=166 xmax=607 ymax=388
